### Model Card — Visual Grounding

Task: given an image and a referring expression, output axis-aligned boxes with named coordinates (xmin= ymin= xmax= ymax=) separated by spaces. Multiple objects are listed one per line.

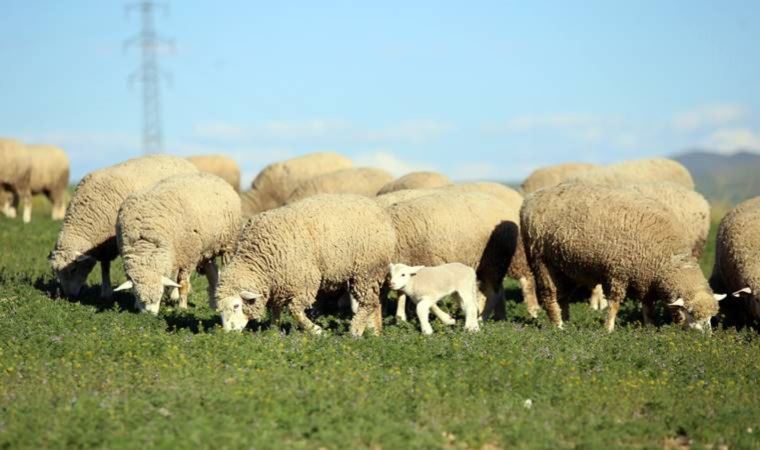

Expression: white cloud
xmin=672 ymin=104 xmax=747 ymax=132
xmin=362 ymin=119 xmax=453 ymax=144
xmin=703 ymin=128 xmax=760 ymax=153
xmin=354 ymin=150 xmax=435 ymax=177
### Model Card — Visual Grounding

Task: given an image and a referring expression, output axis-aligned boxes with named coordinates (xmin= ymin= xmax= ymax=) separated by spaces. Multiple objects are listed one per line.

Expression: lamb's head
xmin=669 ymin=291 xmax=724 ymax=333
xmin=217 ymin=291 xmax=266 ymax=332
xmin=48 ymin=249 xmax=97 ymax=297
xmin=388 ymin=263 xmax=424 ymax=291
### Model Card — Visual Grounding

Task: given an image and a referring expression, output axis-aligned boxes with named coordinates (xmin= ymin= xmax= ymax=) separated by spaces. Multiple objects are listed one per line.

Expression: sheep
xmin=388 ymin=262 xmax=479 ymax=334
xmin=520 ymin=182 xmax=723 ymax=332
xmin=26 ymin=144 xmax=70 ymax=220
xmin=377 ymin=171 xmax=452 ymax=195
xmin=113 ymin=173 xmax=242 ymax=314
xmin=581 ymin=182 xmax=711 ymax=313
xmin=286 ymin=167 xmax=394 ymax=204
xmin=48 ymin=155 xmax=199 ymax=300
xmin=568 ymin=158 xmax=695 ymax=190
xmin=385 ymin=190 xmax=521 ymax=323
xmin=374 ymin=188 xmax=434 ymax=208
xmin=0 ymin=138 xmax=32 ymax=223
xmin=187 ymin=154 xmax=241 ymax=192
xmin=215 ymin=194 xmax=396 ymax=337
xmin=710 ymin=197 xmax=760 ymax=322
xmin=241 ymin=152 xmax=352 ymax=216
xmin=521 ymin=162 xmax=597 ymax=193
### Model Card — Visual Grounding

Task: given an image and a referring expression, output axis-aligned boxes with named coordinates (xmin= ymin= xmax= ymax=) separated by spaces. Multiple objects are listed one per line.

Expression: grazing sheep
xmin=27 ymin=144 xmax=70 ymax=220
xmin=388 ymin=262 xmax=479 ymax=334
xmin=521 ymin=162 xmax=597 ymax=194
xmin=48 ymin=155 xmax=199 ymax=299
xmin=386 ymin=191 xmax=520 ymax=322
xmin=113 ymin=173 xmax=242 ymax=314
xmin=710 ymin=197 xmax=760 ymax=322
xmin=583 ymin=182 xmax=711 ymax=313
xmin=377 ymin=171 xmax=452 ymax=195
xmin=569 ymin=158 xmax=695 ymax=190
xmin=375 ymin=188 xmax=435 ymax=208
xmin=286 ymin=167 xmax=393 ymax=204
xmin=215 ymin=194 xmax=396 ymax=337
xmin=442 ymin=182 xmax=537 ymax=319
xmin=521 ymin=182 xmax=722 ymax=332
xmin=0 ymin=138 xmax=32 ymax=223
xmin=241 ymin=152 xmax=352 ymax=216
xmin=187 ymin=154 xmax=241 ymax=192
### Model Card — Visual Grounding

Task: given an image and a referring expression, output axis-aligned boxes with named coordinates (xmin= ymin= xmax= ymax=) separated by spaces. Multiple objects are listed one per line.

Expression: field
xmin=1 ymin=203 xmax=759 ymax=450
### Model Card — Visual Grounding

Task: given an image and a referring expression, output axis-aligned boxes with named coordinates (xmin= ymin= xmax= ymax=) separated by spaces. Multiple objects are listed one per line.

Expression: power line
xmin=125 ymin=1 xmax=174 ymax=154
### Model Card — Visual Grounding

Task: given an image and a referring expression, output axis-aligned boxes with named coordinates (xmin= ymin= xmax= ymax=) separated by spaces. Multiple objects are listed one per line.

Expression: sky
xmin=1 ymin=1 xmax=759 ymax=184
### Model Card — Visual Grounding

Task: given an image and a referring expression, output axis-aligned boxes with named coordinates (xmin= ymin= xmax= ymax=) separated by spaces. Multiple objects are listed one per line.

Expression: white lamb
xmin=388 ymin=262 xmax=480 ymax=335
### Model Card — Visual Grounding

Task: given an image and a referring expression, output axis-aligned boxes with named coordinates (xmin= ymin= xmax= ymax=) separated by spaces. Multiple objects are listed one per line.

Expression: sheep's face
xmin=670 ymin=292 xmax=723 ymax=333
xmin=114 ymin=274 xmax=180 ymax=315
xmin=49 ymin=251 xmax=97 ymax=297
xmin=218 ymin=291 xmax=262 ymax=332
xmin=388 ymin=263 xmax=424 ymax=291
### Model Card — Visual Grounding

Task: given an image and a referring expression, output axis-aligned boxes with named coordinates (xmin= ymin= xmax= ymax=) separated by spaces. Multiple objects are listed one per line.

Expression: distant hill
xmin=673 ymin=150 xmax=760 ymax=204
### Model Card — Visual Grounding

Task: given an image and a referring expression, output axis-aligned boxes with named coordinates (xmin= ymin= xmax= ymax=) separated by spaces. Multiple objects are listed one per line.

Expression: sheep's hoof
xmin=442 ymin=317 xmax=456 ymax=326
xmin=465 ymin=324 xmax=480 ymax=332
xmin=395 ymin=314 xmax=407 ymax=322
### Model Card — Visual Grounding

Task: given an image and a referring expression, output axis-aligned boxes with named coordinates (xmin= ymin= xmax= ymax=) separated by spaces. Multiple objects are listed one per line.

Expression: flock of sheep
xmin=1 ymin=138 xmax=758 ymax=335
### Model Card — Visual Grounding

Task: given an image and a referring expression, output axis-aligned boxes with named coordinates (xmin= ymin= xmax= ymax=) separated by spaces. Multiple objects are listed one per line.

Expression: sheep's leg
xmin=480 ymin=281 xmax=503 ymax=321
xmin=534 ymin=261 xmax=563 ymax=328
xmin=520 ymin=276 xmax=540 ymax=319
xmin=202 ymin=260 xmax=219 ymax=309
xmin=395 ymin=292 xmax=407 ymax=322
xmin=1 ymin=190 xmax=12 ymax=218
xmin=349 ymin=279 xmax=382 ymax=337
xmin=21 ymin=191 xmax=31 ymax=224
xmin=415 ymin=297 xmax=436 ymax=335
xmin=589 ymin=284 xmax=609 ymax=311
xmin=642 ymin=298 xmax=655 ymax=325
xmin=99 ymin=260 xmax=112 ymax=300
xmin=177 ymin=269 xmax=191 ymax=309
xmin=7 ymin=191 xmax=18 ymax=219
xmin=50 ymin=189 xmax=66 ymax=220
xmin=604 ymin=281 xmax=627 ymax=332
xmin=288 ymin=302 xmax=323 ymax=335
xmin=431 ymin=304 xmax=456 ymax=325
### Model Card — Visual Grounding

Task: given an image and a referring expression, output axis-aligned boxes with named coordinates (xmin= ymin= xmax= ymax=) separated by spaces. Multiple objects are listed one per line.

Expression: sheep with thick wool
xmin=388 ymin=262 xmax=479 ymax=335
xmin=216 ymin=194 xmax=396 ymax=337
xmin=286 ymin=167 xmax=393 ymax=204
xmin=386 ymin=190 xmax=521 ymax=323
xmin=114 ymin=173 xmax=242 ymax=314
xmin=0 ymin=138 xmax=32 ymax=223
xmin=521 ymin=182 xmax=722 ymax=332
xmin=187 ymin=154 xmax=241 ymax=192
xmin=48 ymin=155 xmax=199 ymax=299
xmin=377 ymin=171 xmax=452 ymax=195
xmin=521 ymin=162 xmax=597 ymax=194
xmin=26 ymin=144 xmax=70 ymax=220
xmin=710 ymin=197 xmax=760 ymax=322
xmin=241 ymin=152 xmax=352 ymax=216
xmin=568 ymin=158 xmax=695 ymax=190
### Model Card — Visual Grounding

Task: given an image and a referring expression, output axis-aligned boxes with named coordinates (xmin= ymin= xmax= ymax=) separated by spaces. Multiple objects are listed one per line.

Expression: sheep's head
xmin=388 ymin=263 xmax=424 ymax=291
xmin=669 ymin=292 xmax=724 ymax=333
xmin=217 ymin=291 xmax=264 ymax=332
xmin=114 ymin=274 xmax=180 ymax=315
xmin=48 ymin=250 xmax=97 ymax=297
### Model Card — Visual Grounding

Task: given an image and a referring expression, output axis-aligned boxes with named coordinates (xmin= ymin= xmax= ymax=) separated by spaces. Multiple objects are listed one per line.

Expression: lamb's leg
xmin=415 ymin=297 xmax=436 ymax=335
xmin=395 ymin=292 xmax=407 ymax=322
xmin=177 ymin=269 xmax=191 ymax=309
xmin=100 ymin=260 xmax=112 ymax=300
xmin=604 ymin=280 xmax=627 ymax=332
xmin=460 ymin=289 xmax=480 ymax=332
xmin=520 ymin=276 xmax=541 ymax=319
xmin=431 ymin=304 xmax=456 ymax=325
xmin=289 ymin=302 xmax=323 ymax=335
xmin=202 ymin=260 xmax=219 ymax=309
xmin=534 ymin=261 xmax=563 ymax=328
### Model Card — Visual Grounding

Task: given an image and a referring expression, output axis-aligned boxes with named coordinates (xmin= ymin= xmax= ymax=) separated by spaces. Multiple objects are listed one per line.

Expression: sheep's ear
xmin=409 ymin=266 xmax=424 ymax=275
xmin=713 ymin=293 xmax=727 ymax=301
xmin=161 ymin=276 xmax=181 ymax=288
xmin=114 ymin=280 xmax=134 ymax=292
xmin=240 ymin=291 xmax=262 ymax=301
xmin=669 ymin=298 xmax=685 ymax=308
xmin=75 ymin=252 xmax=94 ymax=263
xmin=732 ymin=287 xmax=752 ymax=297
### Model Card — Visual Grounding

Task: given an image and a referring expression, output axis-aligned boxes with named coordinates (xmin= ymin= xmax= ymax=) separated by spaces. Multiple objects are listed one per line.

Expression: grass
xmin=1 ymin=202 xmax=759 ymax=449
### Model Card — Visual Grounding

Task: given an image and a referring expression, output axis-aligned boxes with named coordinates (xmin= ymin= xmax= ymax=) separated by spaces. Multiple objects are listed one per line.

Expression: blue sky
xmin=1 ymin=1 xmax=759 ymax=184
